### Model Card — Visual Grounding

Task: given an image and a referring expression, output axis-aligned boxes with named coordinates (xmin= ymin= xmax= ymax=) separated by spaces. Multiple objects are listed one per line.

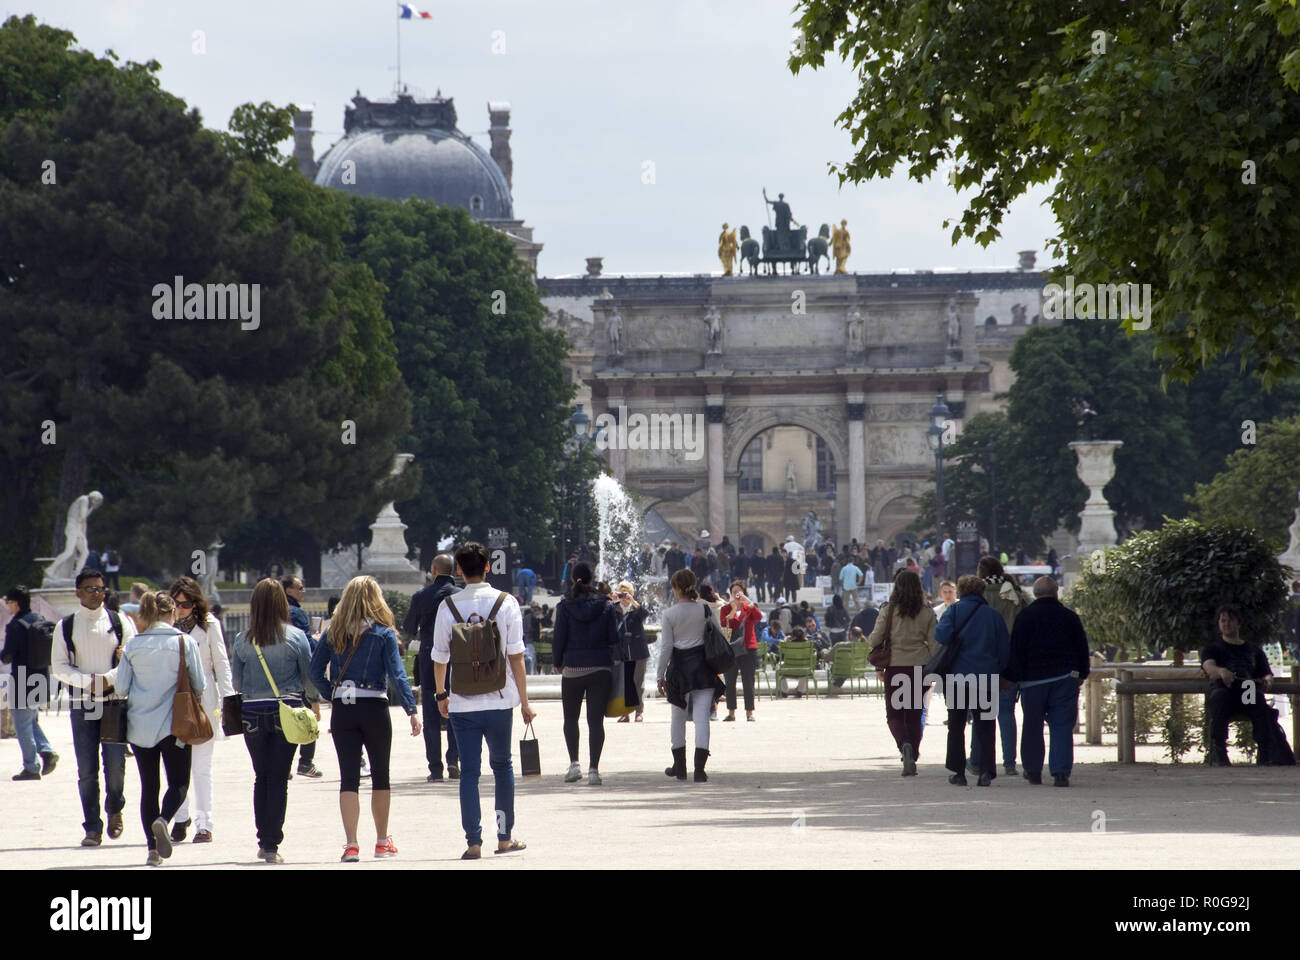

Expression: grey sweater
xmin=656 ymin=600 xmax=706 ymax=683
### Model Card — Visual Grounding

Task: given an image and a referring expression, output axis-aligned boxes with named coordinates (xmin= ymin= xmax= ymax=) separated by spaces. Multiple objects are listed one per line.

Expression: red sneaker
xmin=374 ymin=836 xmax=398 ymax=859
xmin=340 ymin=843 xmax=360 ymax=863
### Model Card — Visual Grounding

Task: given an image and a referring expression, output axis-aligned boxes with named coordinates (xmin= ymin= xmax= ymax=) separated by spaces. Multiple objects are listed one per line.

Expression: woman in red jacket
xmin=720 ymin=580 xmax=764 ymax=722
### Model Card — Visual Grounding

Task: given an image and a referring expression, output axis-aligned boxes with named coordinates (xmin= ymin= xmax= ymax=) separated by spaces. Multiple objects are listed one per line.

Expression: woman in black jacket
xmin=553 ymin=563 xmax=620 ymax=785
xmin=612 ymin=580 xmax=650 ymax=723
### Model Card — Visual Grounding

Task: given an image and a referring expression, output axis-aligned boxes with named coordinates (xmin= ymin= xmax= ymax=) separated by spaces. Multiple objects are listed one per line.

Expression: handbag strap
xmin=253 ymin=639 xmax=282 ymax=700
xmin=176 ymin=632 xmax=192 ymax=694
xmin=522 ymin=721 xmax=536 ymax=742
xmin=881 ymin=601 xmax=896 ymax=652
xmin=331 ymin=634 xmax=363 ymax=691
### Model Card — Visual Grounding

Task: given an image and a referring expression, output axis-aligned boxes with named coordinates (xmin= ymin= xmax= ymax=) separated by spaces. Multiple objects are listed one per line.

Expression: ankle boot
xmin=693 ymin=748 xmax=710 ymax=782
xmin=1208 ymin=741 xmax=1231 ymax=766
xmin=664 ymin=747 xmax=687 ymax=781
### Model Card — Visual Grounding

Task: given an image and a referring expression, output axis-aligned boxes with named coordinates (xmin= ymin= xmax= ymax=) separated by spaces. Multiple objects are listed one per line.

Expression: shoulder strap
xmin=253 ymin=641 xmax=282 ymax=700
xmin=176 ymin=633 xmax=192 ymax=694
xmin=333 ymin=635 xmax=362 ymax=688
xmin=62 ymin=616 xmax=76 ymax=666
xmin=488 ymin=592 xmax=508 ymax=619
xmin=444 ymin=598 xmax=464 ymax=624
xmin=108 ymin=611 xmax=124 ymax=643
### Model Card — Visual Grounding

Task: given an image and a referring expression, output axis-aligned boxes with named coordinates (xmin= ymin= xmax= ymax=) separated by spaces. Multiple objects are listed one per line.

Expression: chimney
xmin=487 ymin=101 xmax=513 ymax=192
xmin=586 ymin=257 xmax=603 ymax=277
xmin=293 ymin=110 xmax=316 ymax=180
xmin=1017 ymin=250 xmax=1037 ymax=270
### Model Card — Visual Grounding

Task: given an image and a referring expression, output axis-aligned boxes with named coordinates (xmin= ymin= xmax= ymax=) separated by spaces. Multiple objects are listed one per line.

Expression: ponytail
xmin=670 ymin=568 xmax=699 ymax=601
xmin=138 ymin=590 xmax=176 ymax=628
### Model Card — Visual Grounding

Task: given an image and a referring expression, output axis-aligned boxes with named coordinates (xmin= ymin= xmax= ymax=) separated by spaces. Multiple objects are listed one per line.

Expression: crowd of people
xmin=2 ymin=536 xmax=1294 ymax=864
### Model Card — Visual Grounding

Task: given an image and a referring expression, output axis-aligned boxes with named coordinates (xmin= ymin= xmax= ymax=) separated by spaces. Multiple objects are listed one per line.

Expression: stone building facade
xmin=539 ymin=268 xmax=1050 ymax=551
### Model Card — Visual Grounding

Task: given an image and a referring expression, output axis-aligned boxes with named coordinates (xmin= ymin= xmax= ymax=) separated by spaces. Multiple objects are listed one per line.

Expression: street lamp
xmin=926 ymin=394 xmax=952 ymax=542
xmin=986 ymin=438 xmax=998 ymax=555
xmin=568 ymin=403 xmax=592 ymax=559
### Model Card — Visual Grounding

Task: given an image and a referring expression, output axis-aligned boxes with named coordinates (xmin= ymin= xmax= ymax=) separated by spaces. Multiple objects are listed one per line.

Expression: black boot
xmin=693 ymin=748 xmax=710 ymax=783
xmin=664 ymin=747 xmax=687 ymax=781
xmin=1208 ymin=741 xmax=1231 ymax=766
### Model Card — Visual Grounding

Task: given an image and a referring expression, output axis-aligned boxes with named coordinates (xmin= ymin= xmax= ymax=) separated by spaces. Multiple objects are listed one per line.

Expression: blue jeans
xmin=449 ymin=709 xmax=514 ymax=847
xmin=969 ymin=684 xmax=1018 ymax=769
xmin=1019 ymin=678 xmax=1080 ymax=776
xmin=13 ymin=708 xmax=53 ymax=772
xmin=70 ymin=705 xmax=127 ymax=834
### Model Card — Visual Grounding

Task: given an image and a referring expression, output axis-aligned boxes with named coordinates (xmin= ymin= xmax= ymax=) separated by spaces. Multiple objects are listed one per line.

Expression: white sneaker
xmin=563 ymin=762 xmax=582 ymax=783
xmin=588 ymin=769 xmax=602 ymax=786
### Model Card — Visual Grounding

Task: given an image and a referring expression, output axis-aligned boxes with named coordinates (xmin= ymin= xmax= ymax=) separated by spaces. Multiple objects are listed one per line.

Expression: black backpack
xmin=20 ymin=614 xmax=57 ymax=671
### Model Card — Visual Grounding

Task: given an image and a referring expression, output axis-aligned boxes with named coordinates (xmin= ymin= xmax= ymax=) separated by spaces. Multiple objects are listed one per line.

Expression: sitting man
xmin=762 ymin=619 xmax=785 ymax=656
xmin=777 ymin=627 xmax=810 ymax=698
xmin=1201 ymin=604 xmax=1295 ymax=766
xmin=803 ymin=616 xmax=832 ymax=663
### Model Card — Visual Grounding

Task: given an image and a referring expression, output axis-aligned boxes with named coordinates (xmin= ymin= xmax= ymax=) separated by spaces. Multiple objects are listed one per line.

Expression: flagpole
xmin=395 ymin=3 xmax=401 ymax=93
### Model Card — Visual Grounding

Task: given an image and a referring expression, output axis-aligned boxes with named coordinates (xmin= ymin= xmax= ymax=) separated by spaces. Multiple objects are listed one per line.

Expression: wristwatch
xmin=435 ymin=690 xmax=449 ymax=702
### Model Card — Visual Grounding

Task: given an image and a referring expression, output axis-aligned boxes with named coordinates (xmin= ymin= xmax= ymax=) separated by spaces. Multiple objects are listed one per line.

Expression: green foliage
xmin=1069 ymin=559 xmax=1147 ymax=660
xmin=790 ymin=1 xmax=1300 ymax=385
xmin=1076 ymin=518 xmax=1289 ymax=657
xmin=1190 ymin=413 xmax=1300 ymax=551
xmin=342 ymin=196 xmax=572 ymax=565
xmin=0 ymin=19 xmax=410 ymax=582
xmin=384 ymin=589 xmax=412 ymax=640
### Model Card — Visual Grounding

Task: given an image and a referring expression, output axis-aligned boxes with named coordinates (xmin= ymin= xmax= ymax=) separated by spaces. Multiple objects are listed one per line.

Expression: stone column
xmin=706 ymin=398 xmax=726 ymax=544
xmin=846 ymin=396 xmax=867 ymax=546
xmin=606 ymin=399 xmax=626 ymax=483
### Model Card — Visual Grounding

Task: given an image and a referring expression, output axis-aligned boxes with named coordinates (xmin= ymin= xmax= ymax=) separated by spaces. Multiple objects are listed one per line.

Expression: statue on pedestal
xmin=785 ymin=458 xmax=798 ymax=494
xmin=703 ymin=306 xmax=723 ymax=355
xmin=831 ymin=219 xmax=851 ymax=274
xmin=42 ymin=491 xmax=104 ymax=585
xmin=1277 ymin=491 xmax=1300 ymax=574
xmin=607 ymin=309 xmax=623 ymax=361
xmin=199 ymin=540 xmax=224 ymax=604
xmin=846 ymin=305 xmax=864 ymax=352
xmin=946 ymin=296 xmax=962 ymax=348
xmin=717 ymin=224 xmax=738 ymax=276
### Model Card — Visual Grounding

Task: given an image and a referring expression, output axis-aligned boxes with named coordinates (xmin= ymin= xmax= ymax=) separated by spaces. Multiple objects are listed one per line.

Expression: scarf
xmin=176 ymin=612 xmax=200 ymax=634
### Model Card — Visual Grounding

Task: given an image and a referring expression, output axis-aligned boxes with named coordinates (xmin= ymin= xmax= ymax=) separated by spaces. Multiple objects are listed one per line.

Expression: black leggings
xmin=330 ymin=699 xmax=393 ymax=791
xmin=133 ymin=738 xmax=191 ymax=850
xmin=561 ymin=670 xmax=612 ymax=767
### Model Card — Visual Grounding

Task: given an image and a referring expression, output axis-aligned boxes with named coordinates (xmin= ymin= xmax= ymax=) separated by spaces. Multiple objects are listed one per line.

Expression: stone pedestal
xmin=1069 ymin=440 xmax=1123 ymax=558
xmin=360 ymin=453 xmax=424 ymax=591
xmin=29 ymin=586 xmax=82 ymax=620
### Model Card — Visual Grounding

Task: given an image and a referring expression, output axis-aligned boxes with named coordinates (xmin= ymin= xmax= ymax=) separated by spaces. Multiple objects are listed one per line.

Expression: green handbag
xmin=253 ymin=641 xmax=319 ymax=745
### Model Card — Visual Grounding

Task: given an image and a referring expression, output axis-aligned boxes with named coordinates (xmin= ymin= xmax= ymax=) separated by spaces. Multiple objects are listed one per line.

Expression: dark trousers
xmin=561 ymin=669 xmax=612 ymax=767
xmin=420 ymin=657 xmax=459 ymax=775
xmin=133 ymin=738 xmax=191 ymax=850
xmin=243 ymin=707 xmax=297 ymax=852
xmin=724 ymin=651 xmax=757 ymax=712
xmin=884 ymin=665 xmax=927 ymax=756
xmin=296 ymin=739 xmax=316 ymax=770
xmin=70 ymin=706 xmax=127 ymax=835
xmin=331 ymin=699 xmax=392 ymax=791
xmin=946 ymin=707 xmax=996 ymax=778
xmin=1207 ymin=683 xmax=1293 ymax=757
xmin=752 ymin=579 xmax=767 ymax=603
xmin=783 ymin=572 xmax=799 ymax=597
xmin=1019 ymin=677 xmax=1079 ymax=776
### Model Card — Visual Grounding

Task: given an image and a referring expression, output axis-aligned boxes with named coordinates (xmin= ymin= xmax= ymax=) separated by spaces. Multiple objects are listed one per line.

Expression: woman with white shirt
xmin=655 ymin=569 xmax=725 ymax=782
xmin=168 ymin=577 xmax=233 ymax=845
xmin=114 ymin=591 xmax=206 ymax=866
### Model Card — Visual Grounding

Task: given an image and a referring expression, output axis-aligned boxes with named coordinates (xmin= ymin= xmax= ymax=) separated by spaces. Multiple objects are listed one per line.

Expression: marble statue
xmin=703 ymin=306 xmax=723 ymax=354
xmin=831 ymin=219 xmax=851 ymax=274
xmin=717 ymin=223 xmax=738 ymax=277
xmin=42 ymin=490 xmax=103 ymax=585
xmin=946 ymin=296 xmax=961 ymax=348
xmin=802 ymin=510 xmax=824 ymax=552
xmin=846 ymin=305 xmax=864 ymax=351
xmin=785 ymin=458 xmax=798 ymax=494
xmin=607 ymin=309 xmax=623 ymax=357
xmin=1277 ymin=490 xmax=1300 ymax=573
xmin=199 ymin=540 xmax=224 ymax=604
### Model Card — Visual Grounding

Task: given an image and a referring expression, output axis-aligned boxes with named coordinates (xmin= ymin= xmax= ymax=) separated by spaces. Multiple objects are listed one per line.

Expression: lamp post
xmin=568 ymin=403 xmax=592 ymax=559
xmin=986 ymin=438 xmax=998 ymax=555
xmin=926 ymin=394 xmax=952 ymax=542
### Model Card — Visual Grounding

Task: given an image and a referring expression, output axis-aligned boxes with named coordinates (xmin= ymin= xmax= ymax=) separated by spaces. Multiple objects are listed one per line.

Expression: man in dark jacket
xmin=406 ymin=554 xmax=461 ymax=781
xmin=765 ymin=547 xmax=784 ymax=601
xmin=1005 ymin=577 xmax=1091 ymax=787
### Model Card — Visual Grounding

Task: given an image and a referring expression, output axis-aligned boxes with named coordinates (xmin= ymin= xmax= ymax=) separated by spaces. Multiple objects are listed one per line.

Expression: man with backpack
xmin=50 ymin=569 xmax=136 ymax=846
xmin=3 ymin=584 xmax=59 ymax=780
xmin=431 ymin=542 xmax=535 ymax=859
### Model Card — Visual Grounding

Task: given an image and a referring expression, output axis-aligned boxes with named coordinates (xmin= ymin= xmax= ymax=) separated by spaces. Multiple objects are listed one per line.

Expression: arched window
xmin=739 ymin=437 xmax=762 ymax=492
xmin=816 ymin=437 xmax=836 ymax=493
xmin=985 ymin=315 xmax=997 ymax=327
xmin=470 ymin=195 xmax=484 ymax=213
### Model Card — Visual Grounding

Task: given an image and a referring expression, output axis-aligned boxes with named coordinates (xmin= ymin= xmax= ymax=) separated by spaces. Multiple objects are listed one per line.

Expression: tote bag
xmin=171 ymin=635 xmax=214 ymax=746
xmin=519 ymin=722 xmax=541 ymax=776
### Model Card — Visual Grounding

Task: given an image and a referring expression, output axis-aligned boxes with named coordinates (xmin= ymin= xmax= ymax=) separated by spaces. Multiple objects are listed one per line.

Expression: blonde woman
xmin=613 ymin=580 xmax=650 ymax=723
xmin=113 ymin=591 xmax=206 ymax=866
xmin=168 ymin=576 xmax=234 ymax=845
xmin=309 ymin=576 xmax=420 ymax=863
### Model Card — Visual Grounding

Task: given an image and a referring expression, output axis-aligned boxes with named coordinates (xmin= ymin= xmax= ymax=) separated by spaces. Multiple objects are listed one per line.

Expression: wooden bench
xmin=1107 ymin=666 xmax=1300 ymax=763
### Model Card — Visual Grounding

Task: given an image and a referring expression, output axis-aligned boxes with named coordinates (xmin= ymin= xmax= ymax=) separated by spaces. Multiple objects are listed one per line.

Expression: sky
xmin=18 ymin=0 xmax=1060 ymax=277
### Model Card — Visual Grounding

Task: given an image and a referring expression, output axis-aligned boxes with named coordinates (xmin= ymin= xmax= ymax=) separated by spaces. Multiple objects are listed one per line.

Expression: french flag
xmin=399 ymin=3 xmax=432 ymax=18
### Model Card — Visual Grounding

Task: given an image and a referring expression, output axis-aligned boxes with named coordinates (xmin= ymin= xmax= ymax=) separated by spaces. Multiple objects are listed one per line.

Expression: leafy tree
xmin=0 ymin=19 xmax=409 ymax=585
xmin=342 ymin=197 xmax=572 ymax=566
xmin=791 ymin=1 xmax=1300 ymax=385
xmin=1189 ymin=413 xmax=1300 ymax=550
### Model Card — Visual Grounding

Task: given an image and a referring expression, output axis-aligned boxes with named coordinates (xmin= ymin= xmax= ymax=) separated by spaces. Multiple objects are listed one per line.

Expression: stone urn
xmin=1069 ymin=440 xmax=1123 ymax=558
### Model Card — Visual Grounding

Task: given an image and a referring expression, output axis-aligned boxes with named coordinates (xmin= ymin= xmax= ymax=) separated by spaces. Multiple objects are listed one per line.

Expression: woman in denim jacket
xmin=230 ymin=578 xmax=317 ymax=863
xmin=310 ymin=575 xmax=419 ymax=863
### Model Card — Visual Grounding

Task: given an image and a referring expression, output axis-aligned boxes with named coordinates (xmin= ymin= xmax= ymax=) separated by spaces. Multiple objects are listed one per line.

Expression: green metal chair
xmin=828 ymin=643 xmax=871 ymax=698
xmin=774 ymin=640 xmax=819 ymax=698
xmin=533 ymin=641 xmax=554 ymax=674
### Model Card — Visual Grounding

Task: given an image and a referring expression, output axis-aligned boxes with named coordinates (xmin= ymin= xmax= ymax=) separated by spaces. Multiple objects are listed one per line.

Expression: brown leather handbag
xmin=867 ymin=602 xmax=895 ymax=670
xmin=171 ymin=633 xmax=213 ymax=746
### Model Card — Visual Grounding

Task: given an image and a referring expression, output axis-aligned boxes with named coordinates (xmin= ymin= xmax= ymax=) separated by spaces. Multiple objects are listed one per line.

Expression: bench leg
xmin=1085 ymin=675 xmax=1102 ymax=745
xmin=1117 ymin=671 xmax=1135 ymax=764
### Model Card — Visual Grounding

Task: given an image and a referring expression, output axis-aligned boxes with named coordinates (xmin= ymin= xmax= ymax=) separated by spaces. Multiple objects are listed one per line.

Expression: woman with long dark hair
xmin=553 ymin=562 xmax=619 ymax=784
xmin=656 ymin=569 xmax=725 ymax=782
xmin=168 ymin=576 xmax=233 ymax=845
xmin=114 ymin=591 xmax=206 ymax=865
xmin=867 ymin=569 xmax=937 ymax=776
xmin=310 ymin=575 xmax=419 ymax=862
xmin=230 ymin=579 xmax=316 ymax=863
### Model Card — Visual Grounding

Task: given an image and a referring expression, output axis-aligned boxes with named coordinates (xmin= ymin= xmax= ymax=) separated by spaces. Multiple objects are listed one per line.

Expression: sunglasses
xmin=80 ymin=586 xmax=108 ymax=594
xmin=174 ymin=599 xmax=195 ymax=609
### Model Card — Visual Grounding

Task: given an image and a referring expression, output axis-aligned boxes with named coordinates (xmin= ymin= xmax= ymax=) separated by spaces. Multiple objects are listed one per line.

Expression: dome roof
xmin=314 ymin=93 xmax=514 ymax=220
